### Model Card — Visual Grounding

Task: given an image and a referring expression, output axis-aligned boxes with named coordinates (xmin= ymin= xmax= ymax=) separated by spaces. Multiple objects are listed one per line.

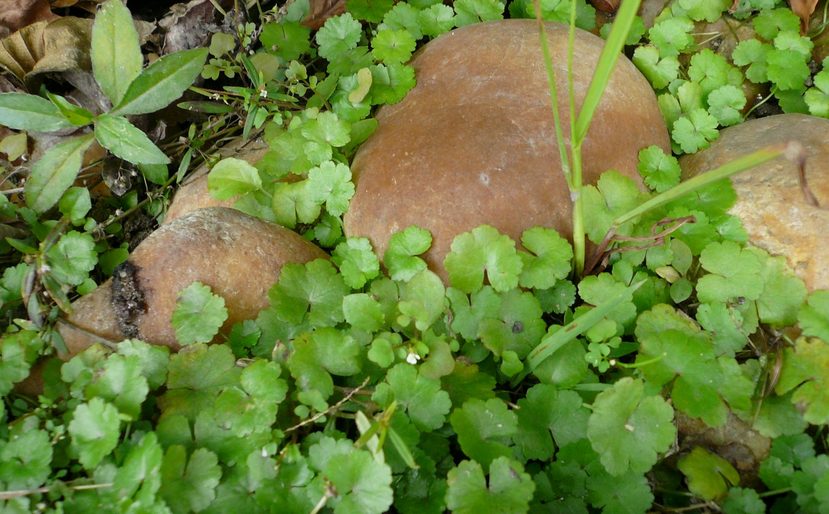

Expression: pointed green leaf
xmin=0 ymin=93 xmax=73 ymax=132
xmin=46 ymin=92 xmax=94 ymax=127
xmin=111 ymin=48 xmax=209 ymax=116
xmin=25 ymin=133 xmax=95 ymax=213
xmin=95 ymin=114 xmax=170 ymax=165
xmin=92 ymin=0 xmax=143 ymax=105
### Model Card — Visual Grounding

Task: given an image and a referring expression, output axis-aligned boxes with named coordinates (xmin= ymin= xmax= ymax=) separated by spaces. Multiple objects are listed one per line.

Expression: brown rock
xmin=343 ymin=20 xmax=670 ymax=281
xmin=679 ymin=114 xmax=829 ymax=291
xmin=58 ymin=207 xmax=328 ymax=356
xmin=164 ymin=136 xmax=270 ymax=224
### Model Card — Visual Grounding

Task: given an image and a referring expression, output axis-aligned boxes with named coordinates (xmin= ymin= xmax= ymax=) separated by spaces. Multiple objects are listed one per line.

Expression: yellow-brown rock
xmin=58 ymin=207 xmax=328 ymax=356
xmin=343 ymin=19 xmax=670 ymax=281
xmin=680 ymin=114 xmax=829 ymax=291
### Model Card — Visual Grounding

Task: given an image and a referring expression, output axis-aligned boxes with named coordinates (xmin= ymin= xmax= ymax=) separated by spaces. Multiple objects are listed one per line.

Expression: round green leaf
xmin=69 ymin=398 xmax=121 ymax=469
xmin=207 ymin=157 xmax=263 ymax=200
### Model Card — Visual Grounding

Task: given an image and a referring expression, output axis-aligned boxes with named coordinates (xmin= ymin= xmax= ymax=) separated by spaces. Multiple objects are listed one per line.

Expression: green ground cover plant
xmin=0 ymin=0 xmax=828 ymax=512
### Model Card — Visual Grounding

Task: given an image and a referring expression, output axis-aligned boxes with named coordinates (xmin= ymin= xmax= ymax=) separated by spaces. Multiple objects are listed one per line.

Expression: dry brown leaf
xmin=302 ymin=0 xmax=348 ymax=30
xmin=589 ymin=0 xmax=621 ymax=13
xmin=0 ymin=0 xmax=59 ymax=32
xmin=160 ymin=0 xmax=221 ymax=53
xmin=50 ymin=0 xmax=104 ymax=7
xmin=0 ymin=17 xmax=92 ymax=89
xmin=789 ymin=0 xmax=819 ymax=34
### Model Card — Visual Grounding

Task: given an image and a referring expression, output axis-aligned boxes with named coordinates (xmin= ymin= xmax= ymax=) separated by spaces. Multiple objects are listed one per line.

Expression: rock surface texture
xmin=59 ymin=207 xmax=328 ymax=356
xmin=680 ymin=114 xmax=829 ymax=291
xmin=343 ymin=19 xmax=670 ymax=281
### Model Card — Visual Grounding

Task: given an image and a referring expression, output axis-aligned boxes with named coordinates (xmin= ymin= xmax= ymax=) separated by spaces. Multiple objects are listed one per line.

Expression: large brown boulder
xmin=58 ymin=207 xmax=328 ymax=356
xmin=680 ymin=114 xmax=829 ymax=291
xmin=343 ymin=19 xmax=670 ymax=281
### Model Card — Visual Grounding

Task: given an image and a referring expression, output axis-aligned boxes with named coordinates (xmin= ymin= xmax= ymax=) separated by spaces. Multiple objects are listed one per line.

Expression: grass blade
xmin=574 ymin=0 xmax=642 ymax=143
xmin=511 ymin=279 xmax=645 ymax=386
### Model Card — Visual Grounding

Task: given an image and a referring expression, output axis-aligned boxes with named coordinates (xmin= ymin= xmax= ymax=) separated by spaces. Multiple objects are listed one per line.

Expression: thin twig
xmin=0 ymin=482 xmax=113 ymax=501
xmin=284 ymin=376 xmax=371 ymax=433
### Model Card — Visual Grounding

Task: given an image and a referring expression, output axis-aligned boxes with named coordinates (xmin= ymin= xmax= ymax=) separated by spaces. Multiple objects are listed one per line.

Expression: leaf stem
xmin=531 ymin=0 xmax=571 ymax=184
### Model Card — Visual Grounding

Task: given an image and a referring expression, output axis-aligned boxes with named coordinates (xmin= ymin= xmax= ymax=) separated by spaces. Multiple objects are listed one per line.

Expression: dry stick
xmin=284 ymin=376 xmax=371 ymax=433
xmin=584 ymin=216 xmax=695 ymax=275
xmin=0 ymin=483 xmax=113 ymax=501
xmin=796 ymin=150 xmax=820 ymax=207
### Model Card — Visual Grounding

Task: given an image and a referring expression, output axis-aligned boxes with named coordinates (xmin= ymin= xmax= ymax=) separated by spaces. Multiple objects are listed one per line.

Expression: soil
xmin=110 ymin=261 xmax=146 ymax=339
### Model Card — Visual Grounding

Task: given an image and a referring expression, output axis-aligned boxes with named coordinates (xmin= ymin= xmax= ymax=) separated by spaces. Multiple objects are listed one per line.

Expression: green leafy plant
xmin=1 ymin=0 xmax=829 ymax=512
xmin=0 ymin=0 xmax=207 ymax=214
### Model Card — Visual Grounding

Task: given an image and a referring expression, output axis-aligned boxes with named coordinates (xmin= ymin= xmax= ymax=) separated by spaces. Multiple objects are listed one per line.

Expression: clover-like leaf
xmin=268 ymin=259 xmax=349 ymax=328
xmin=385 ymin=226 xmax=432 ymax=282
xmin=69 ymin=398 xmax=121 ymax=469
xmin=323 ymin=450 xmax=394 ymax=514
xmin=637 ymin=145 xmax=681 ymax=193
xmin=371 ymin=29 xmax=417 ymax=63
xmin=159 ymin=446 xmax=221 ymax=513
xmin=306 ymin=161 xmax=355 ymax=217
xmin=84 ymin=354 xmax=149 ymax=420
xmin=633 ymin=46 xmax=680 ymax=90
xmin=697 ymin=241 xmax=764 ymax=303
xmin=398 ymin=269 xmax=446 ymax=331
xmin=775 ymin=338 xmax=829 ymax=425
xmin=477 ymin=288 xmax=545 ymax=359
xmin=260 ymin=21 xmax=312 ymax=61
xmin=513 ymin=384 xmax=590 ymax=462
xmin=332 ymin=237 xmax=380 ymax=289
xmin=672 ymin=109 xmax=719 ymax=154
xmin=159 ymin=344 xmax=241 ymax=421
xmin=0 ymin=429 xmax=52 ymax=490
xmin=799 ymin=290 xmax=829 ymax=342
xmin=444 ymin=225 xmax=522 ymax=294
xmin=45 ymin=231 xmax=97 ymax=286
xmin=316 ymin=13 xmax=363 ymax=61
xmin=171 ymin=282 xmax=228 ymax=345
xmin=450 ymin=398 xmax=516 ymax=471
xmin=518 ymin=227 xmax=573 ymax=289
xmin=587 ymin=377 xmax=675 ymax=476
xmin=288 ymin=327 xmax=362 ymax=401
xmin=445 ymin=457 xmax=535 ymax=514
xmin=374 ymin=363 xmax=451 ymax=430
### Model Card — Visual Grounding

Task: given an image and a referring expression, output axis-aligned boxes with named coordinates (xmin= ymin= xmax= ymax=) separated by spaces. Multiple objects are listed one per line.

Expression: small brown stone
xmin=58 ymin=207 xmax=328 ymax=356
xmin=343 ymin=20 xmax=670 ymax=281
xmin=679 ymin=114 xmax=829 ymax=291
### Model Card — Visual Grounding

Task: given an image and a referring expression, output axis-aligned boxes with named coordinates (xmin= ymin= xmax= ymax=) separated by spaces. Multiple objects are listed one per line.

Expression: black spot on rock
xmin=111 ymin=261 xmax=146 ymax=339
